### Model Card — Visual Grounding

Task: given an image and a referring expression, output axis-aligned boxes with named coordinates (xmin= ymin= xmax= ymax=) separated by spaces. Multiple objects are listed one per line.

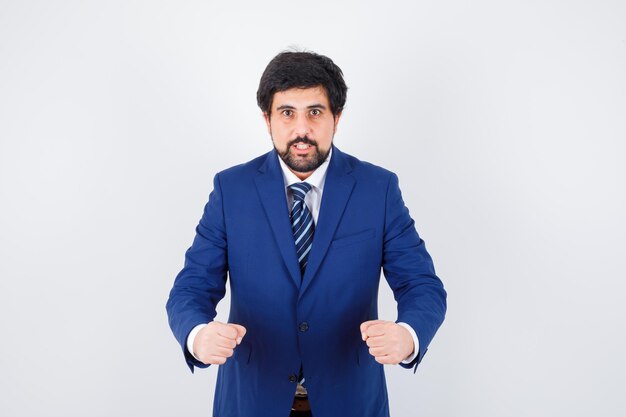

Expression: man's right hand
xmin=193 ymin=321 xmax=247 ymax=365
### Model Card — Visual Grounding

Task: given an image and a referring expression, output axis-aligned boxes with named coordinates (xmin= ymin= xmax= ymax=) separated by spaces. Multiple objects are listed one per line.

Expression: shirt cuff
xmin=397 ymin=322 xmax=420 ymax=364
xmin=186 ymin=323 xmax=208 ymax=361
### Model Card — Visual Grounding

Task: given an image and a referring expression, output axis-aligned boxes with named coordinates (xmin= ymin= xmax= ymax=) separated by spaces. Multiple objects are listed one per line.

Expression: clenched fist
xmin=360 ymin=320 xmax=414 ymax=365
xmin=193 ymin=321 xmax=247 ymax=365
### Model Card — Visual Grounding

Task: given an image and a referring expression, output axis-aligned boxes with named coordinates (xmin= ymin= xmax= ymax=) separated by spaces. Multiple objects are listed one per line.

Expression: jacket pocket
xmin=356 ymin=342 xmax=377 ymax=368
xmin=234 ymin=340 xmax=252 ymax=365
xmin=331 ymin=228 xmax=376 ymax=249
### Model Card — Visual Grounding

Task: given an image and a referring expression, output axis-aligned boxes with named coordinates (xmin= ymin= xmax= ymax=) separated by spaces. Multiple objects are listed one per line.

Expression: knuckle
xmin=209 ymin=355 xmax=224 ymax=364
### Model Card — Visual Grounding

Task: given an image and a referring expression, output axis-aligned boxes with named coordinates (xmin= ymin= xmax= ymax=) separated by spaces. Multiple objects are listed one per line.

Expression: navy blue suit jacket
xmin=166 ymin=144 xmax=446 ymax=417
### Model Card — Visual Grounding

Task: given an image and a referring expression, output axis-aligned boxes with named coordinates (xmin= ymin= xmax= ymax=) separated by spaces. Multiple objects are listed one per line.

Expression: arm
xmin=382 ymin=172 xmax=447 ymax=373
xmin=165 ymin=173 xmax=228 ymax=373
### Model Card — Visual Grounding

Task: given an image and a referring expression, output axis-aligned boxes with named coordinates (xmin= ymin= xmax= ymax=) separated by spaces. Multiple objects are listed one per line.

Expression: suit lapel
xmin=300 ymin=145 xmax=355 ymax=297
xmin=254 ymin=150 xmax=302 ymax=289
xmin=253 ymin=144 xmax=356 ymax=293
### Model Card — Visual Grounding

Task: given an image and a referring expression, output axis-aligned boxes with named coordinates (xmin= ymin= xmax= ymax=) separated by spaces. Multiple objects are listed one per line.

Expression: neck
xmin=290 ymin=168 xmax=313 ymax=181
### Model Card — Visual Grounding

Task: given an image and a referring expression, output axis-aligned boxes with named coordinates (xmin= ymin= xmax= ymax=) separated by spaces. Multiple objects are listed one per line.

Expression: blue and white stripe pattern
xmin=288 ymin=182 xmax=315 ymax=277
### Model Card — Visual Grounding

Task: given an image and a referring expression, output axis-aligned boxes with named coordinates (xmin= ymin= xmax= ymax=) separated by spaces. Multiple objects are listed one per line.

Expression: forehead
xmin=271 ymin=86 xmax=330 ymax=108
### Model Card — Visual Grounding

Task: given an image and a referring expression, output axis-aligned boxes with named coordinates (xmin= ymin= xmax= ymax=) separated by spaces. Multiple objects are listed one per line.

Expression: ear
xmin=333 ymin=111 xmax=342 ymax=133
xmin=263 ymin=112 xmax=271 ymax=135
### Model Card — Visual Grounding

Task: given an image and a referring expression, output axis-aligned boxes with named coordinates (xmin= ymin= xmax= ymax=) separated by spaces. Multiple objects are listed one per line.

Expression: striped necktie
xmin=288 ymin=182 xmax=315 ymax=277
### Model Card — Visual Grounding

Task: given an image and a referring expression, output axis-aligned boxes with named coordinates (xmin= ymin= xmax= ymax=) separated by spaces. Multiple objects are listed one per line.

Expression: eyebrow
xmin=276 ymin=103 xmax=327 ymax=111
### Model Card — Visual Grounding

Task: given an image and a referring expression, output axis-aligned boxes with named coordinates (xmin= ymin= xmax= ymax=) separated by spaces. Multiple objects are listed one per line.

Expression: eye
xmin=282 ymin=109 xmax=293 ymax=117
xmin=310 ymin=109 xmax=321 ymax=116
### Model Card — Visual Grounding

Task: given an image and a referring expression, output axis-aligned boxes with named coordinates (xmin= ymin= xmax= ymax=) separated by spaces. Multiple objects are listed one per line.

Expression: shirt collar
xmin=277 ymin=146 xmax=333 ymax=193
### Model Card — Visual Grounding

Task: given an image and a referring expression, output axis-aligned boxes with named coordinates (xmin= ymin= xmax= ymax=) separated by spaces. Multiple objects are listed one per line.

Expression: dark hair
xmin=256 ymin=51 xmax=348 ymax=117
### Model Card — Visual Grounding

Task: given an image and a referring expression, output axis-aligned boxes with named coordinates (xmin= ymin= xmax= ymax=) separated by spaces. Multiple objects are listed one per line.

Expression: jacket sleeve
xmin=381 ymin=172 xmax=447 ymax=373
xmin=165 ymin=173 xmax=228 ymax=373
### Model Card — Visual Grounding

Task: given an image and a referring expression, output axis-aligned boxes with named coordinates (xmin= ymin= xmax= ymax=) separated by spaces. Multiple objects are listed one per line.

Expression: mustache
xmin=289 ymin=136 xmax=317 ymax=147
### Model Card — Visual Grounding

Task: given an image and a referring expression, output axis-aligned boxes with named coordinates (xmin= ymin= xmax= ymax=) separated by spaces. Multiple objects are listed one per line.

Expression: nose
xmin=293 ymin=114 xmax=311 ymax=138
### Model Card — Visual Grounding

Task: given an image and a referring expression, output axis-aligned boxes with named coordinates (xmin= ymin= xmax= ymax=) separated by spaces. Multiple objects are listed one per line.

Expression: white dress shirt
xmin=187 ymin=147 xmax=420 ymax=364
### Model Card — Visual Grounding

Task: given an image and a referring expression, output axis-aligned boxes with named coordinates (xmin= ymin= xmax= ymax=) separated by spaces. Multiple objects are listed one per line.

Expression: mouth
xmin=292 ymin=143 xmax=314 ymax=153
xmin=291 ymin=142 xmax=315 ymax=156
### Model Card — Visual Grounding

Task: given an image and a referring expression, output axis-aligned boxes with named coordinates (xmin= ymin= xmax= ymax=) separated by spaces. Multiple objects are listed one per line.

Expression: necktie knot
xmin=288 ymin=182 xmax=312 ymax=202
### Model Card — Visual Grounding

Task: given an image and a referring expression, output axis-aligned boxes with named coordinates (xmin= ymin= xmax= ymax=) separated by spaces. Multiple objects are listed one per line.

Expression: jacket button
xmin=289 ymin=374 xmax=298 ymax=383
xmin=299 ymin=322 xmax=309 ymax=332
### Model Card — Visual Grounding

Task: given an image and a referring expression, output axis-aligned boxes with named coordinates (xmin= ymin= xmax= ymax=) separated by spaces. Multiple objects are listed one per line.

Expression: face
xmin=264 ymin=86 xmax=341 ymax=180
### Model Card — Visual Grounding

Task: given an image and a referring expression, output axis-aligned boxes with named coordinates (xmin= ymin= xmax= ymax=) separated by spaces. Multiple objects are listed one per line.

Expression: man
xmin=166 ymin=50 xmax=446 ymax=417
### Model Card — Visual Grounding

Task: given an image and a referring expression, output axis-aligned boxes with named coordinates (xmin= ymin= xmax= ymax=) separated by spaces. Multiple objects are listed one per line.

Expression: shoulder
xmin=338 ymin=147 xmax=398 ymax=185
xmin=212 ymin=151 xmax=270 ymax=184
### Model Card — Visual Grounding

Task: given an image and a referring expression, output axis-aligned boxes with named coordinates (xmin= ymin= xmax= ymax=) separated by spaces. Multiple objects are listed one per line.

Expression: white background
xmin=1 ymin=1 xmax=625 ymax=416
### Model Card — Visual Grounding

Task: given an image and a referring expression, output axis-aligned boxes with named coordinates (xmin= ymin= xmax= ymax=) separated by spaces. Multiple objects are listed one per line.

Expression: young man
xmin=166 ymin=50 xmax=447 ymax=417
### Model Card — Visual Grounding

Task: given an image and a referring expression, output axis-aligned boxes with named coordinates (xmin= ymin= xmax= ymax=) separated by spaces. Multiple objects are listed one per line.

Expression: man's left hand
xmin=360 ymin=320 xmax=414 ymax=365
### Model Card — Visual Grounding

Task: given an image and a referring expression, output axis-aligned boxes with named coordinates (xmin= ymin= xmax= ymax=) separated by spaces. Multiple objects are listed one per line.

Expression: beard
xmin=274 ymin=136 xmax=331 ymax=173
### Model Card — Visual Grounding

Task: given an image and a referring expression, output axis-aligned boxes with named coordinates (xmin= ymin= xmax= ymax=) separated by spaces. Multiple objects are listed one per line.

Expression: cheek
xmin=321 ymin=121 xmax=336 ymax=141
xmin=270 ymin=125 xmax=291 ymax=147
